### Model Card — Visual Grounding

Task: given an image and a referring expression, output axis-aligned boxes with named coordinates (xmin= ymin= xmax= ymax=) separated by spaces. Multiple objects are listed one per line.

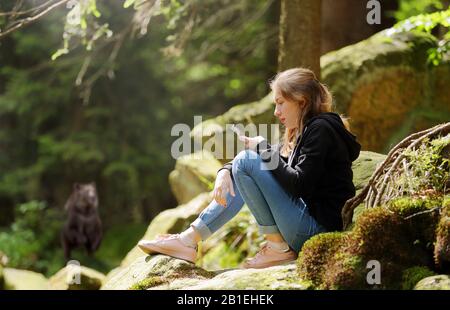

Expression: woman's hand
xmin=213 ymin=169 xmax=235 ymax=207
xmin=239 ymin=135 xmax=265 ymax=150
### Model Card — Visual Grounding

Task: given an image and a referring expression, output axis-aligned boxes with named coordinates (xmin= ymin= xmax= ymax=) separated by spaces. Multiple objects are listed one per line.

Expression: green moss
xmin=389 ymin=196 xmax=441 ymax=251
xmin=297 ymin=232 xmax=347 ymax=287
xmin=129 ymin=276 xmax=166 ymax=290
xmin=352 ymin=208 xmax=416 ymax=263
xmin=442 ymin=195 xmax=450 ymax=209
xmin=401 ymin=266 xmax=436 ymax=290
xmin=388 ymin=197 xmax=431 ymax=216
xmin=169 ymin=260 xmax=216 ymax=279
xmin=322 ymin=252 xmax=366 ymax=290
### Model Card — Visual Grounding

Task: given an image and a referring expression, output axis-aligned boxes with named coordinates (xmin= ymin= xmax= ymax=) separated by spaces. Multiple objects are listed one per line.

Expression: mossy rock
xmin=297 ymin=232 xmax=348 ymax=287
xmin=49 ymin=265 xmax=105 ymax=290
xmin=414 ymin=275 xmax=450 ymax=290
xmin=351 ymin=151 xmax=386 ymax=195
xmin=190 ymin=94 xmax=278 ymax=164
xmin=169 ymin=150 xmax=222 ymax=204
xmin=389 ymin=196 xmax=442 ymax=251
xmin=321 ymin=29 xmax=450 ymax=153
xmin=154 ymin=263 xmax=311 ymax=290
xmin=351 ymin=208 xmax=425 ymax=262
xmin=118 ymin=192 xmax=213 ymax=268
xmin=3 ymin=268 xmax=49 ymax=290
xmin=102 ymin=255 xmax=215 ymax=290
xmin=297 ymin=203 xmax=440 ymax=289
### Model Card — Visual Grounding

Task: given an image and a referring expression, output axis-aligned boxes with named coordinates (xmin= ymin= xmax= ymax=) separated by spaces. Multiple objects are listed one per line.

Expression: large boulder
xmin=351 ymin=151 xmax=386 ymax=195
xmin=102 ymin=255 xmax=310 ymax=290
xmin=190 ymin=94 xmax=279 ymax=164
xmin=49 ymin=265 xmax=105 ymax=290
xmin=118 ymin=192 xmax=213 ymax=267
xmin=169 ymin=150 xmax=222 ymax=204
xmin=102 ymin=255 xmax=215 ymax=290
xmin=322 ymin=30 xmax=450 ymax=153
xmin=152 ymin=263 xmax=311 ymax=290
xmin=2 ymin=268 xmax=49 ymax=290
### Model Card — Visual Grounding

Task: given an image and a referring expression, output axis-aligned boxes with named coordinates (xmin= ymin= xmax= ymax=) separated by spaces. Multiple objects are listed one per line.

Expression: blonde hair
xmin=269 ymin=67 xmax=351 ymax=157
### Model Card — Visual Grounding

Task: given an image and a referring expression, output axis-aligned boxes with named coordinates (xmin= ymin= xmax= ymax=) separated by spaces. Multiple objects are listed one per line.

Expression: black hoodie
xmin=218 ymin=112 xmax=361 ymax=231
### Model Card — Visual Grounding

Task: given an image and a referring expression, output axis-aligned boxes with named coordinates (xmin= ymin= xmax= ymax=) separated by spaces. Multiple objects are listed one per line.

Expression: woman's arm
xmin=256 ymin=122 xmax=332 ymax=198
xmin=217 ymin=140 xmax=287 ymax=178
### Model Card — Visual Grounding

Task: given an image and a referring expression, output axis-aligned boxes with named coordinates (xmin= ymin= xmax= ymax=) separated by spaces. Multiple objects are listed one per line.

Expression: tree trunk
xmin=278 ymin=0 xmax=321 ymax=77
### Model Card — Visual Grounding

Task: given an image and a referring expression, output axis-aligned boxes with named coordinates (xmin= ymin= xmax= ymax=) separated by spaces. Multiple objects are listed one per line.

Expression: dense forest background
xmin=0 ymin=0 xmax=448 ymax=276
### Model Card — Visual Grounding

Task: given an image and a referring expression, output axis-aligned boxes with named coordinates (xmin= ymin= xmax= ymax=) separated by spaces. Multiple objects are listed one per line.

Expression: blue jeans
xmin=191 ymin=149 xmax=327 ymax=253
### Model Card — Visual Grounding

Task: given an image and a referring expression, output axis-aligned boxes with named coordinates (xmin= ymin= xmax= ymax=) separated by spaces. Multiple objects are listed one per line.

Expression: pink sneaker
xmin=137 ymin=234 xmax=172 ymax=255
xmin=137 ymin=234 xmax=197 ymax=263
xmin=242 ymin=243 xmax=297 ymax=269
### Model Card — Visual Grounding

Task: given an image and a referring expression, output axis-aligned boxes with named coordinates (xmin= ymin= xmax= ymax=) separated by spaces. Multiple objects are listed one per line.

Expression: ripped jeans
xmin=191 ymin=149 xmax=327 ymax=253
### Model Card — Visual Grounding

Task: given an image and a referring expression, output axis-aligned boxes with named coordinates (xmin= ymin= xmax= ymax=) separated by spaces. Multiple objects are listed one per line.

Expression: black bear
xmin=61 ymin=182 xmax=102 ymax=260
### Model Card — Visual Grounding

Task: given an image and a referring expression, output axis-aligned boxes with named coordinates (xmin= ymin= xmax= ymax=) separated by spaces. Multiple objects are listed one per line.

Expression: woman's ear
xmin=298 ymin=98 xmax=306 ymax=109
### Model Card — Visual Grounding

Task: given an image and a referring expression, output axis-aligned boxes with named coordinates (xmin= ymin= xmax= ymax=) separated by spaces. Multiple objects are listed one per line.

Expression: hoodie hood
xmin=305 ymin=112 xmax=361 ymax=161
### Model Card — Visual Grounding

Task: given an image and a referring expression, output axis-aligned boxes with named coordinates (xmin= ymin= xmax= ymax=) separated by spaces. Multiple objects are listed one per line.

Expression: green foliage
xmin=199 ymin=206 xmax=264 ymax=270
xmin=401 ymin=266 xmax=436 ymax=290
xmin=394 ymin=134 xmax=450 ymax=195
xmin=0 ymin=202 xmax=146 ymax=277
xmin=0 ymin=0 xmax=279 ymax=278
xmin=52 ymin=0 xmax=112 ymax=60
xmin=393 ymin=0 xmax=445 ymax=21
xmin=388 ymin=8 xmax=450 ymax=66
xmin=0 ymin=0 xmax=276 ymax=228
xmin=0 ymin=201 xmax=63 ymax=275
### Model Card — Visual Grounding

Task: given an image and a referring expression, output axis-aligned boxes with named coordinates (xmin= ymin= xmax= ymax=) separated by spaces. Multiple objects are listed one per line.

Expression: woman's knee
xmin=232 ymin=149 xmax=260 ymax=175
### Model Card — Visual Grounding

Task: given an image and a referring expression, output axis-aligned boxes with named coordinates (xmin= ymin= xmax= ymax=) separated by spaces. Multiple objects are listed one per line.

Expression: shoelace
xmin=253 ymin=244 xmax=270 ymax=259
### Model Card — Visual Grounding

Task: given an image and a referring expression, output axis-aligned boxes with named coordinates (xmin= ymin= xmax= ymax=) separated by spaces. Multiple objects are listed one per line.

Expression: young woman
xmin=138 ymin=67 xmax=361 ymax=269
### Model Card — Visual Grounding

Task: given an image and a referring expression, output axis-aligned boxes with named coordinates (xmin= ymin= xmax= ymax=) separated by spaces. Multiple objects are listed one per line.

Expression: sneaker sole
xmin=138 ymin=243 xmax=196 ymax=263
xmin=138 ymin=244 xmax=157 ymax=255
xmin=137 ymin=235 xmax=173 ymax=255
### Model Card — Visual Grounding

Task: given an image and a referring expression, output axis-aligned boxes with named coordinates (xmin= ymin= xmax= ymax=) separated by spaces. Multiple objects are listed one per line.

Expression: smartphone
xmin=231 ymin=124 xmax=248 ymax=144
xmin=230 ymin=124 xmax=244 ymax=137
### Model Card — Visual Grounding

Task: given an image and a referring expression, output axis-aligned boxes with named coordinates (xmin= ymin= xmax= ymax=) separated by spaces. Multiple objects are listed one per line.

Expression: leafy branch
xmin=386 ymin=8 xmax=450 ymax=66
xmin=0 ymin=0 xmax=70 ymax=40
xmin=342 ymin=122 xmax=450 ymax=229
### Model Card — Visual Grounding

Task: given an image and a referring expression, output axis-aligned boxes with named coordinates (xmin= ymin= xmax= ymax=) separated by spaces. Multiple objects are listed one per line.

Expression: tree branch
xmin=0 ymin=0 xmax=69 ymax=40
xmin=0 ymin=0 xmax=56 ymax=17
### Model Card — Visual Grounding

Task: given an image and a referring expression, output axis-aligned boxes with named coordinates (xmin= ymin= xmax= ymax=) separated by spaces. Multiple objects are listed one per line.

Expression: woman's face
xmin=273 ymin=89 xmax=303 ymax=129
